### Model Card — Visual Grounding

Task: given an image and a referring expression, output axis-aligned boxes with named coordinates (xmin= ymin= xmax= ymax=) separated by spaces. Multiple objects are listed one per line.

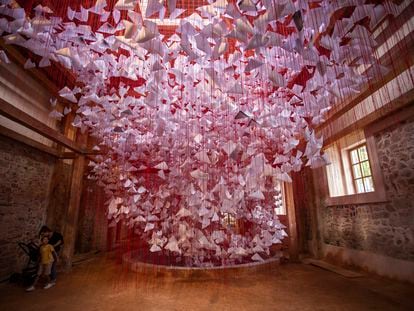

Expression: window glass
xmin=353 ymin=164 xmax=362 ymax=178
xmin=356 ymin=179 xmax=365 ymax=193
xmin=361 ymin=161 xmax=371 ymax=177
xmin=350 ymin=150 xmax=359 ymax=164
xmin=358 ymin=146 xmax=368 ymax=161
xmin=363 ymin=177 xmax=374 ymax=192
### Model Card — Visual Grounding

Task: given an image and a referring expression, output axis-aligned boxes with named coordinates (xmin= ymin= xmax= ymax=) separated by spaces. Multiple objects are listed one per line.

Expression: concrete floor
xmin=0 ymin=255 xmax=413 ymax=311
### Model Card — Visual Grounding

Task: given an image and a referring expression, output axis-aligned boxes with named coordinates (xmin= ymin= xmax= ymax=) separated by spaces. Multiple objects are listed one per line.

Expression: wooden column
xmin=61 ymin=154 xmax=85 ymax=269
xmin=311 ymin=167 xmax=327 ymax=259
xmin=284 ymin=182 xmax=299 ymax=262
xmin=304 ymin=169 xmax=322 ymax=259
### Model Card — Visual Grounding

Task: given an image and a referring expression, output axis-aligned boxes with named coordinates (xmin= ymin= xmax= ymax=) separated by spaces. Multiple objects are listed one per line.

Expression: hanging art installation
xmin=0 ymin=0 xmax=398 ymax=266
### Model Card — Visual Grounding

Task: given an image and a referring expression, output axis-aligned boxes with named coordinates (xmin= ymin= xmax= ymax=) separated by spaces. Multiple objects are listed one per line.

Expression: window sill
xmin=325 ymin=191 xmax=387 ymax=206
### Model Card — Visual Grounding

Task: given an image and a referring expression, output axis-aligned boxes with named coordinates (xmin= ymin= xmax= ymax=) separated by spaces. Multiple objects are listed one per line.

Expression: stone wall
xmin=0 ymin=135 xmax=55 ymax=280
xmin=321 ymin=119 xmax=414 ymax=262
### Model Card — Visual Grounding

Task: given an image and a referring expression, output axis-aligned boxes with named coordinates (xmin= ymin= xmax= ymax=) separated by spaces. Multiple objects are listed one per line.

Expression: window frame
xmin=222 ymin=212 xmax=236 ymax=228
xmin=274 ymin=180 xmax=287 ymax=216
xmin=348 ymin=143 xmax=375 ymax=194
xmin=324 ymin=135 xmax=387 ymax=206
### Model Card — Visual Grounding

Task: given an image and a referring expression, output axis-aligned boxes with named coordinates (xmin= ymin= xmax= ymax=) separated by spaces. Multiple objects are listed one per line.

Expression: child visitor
xmin=26 ymin=236 xmax=57 ymax=291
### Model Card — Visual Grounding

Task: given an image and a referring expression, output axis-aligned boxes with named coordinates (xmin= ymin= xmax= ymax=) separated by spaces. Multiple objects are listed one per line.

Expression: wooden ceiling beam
xmin=315 ymin=2 xmax=414 ymax=132
xmin=0 ymin=97 xmax=86 ymax=153
xmin=0 ymin=126 xmax=99 ymax=159
xmin=60 ymin=151 xmax=102 ymax=159
xmin=318 ymin=39 xmax=414 ymax=133
xmin=0 ymin=40 xmax=75 ymax=108
xmin=0 ymin=124 xmax=60 ymax=157
xmin=323 ymin=90 xmax=414 ymax=146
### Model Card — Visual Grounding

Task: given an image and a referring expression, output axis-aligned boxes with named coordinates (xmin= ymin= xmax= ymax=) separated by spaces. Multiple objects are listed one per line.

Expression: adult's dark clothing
xmin=48 ymin=232 xmax=64 ymax=252
xmin=48 ymin=231 xmax=63 ymax=283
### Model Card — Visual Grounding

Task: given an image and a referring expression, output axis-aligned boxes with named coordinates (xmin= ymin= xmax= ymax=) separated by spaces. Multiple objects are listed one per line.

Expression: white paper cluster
xmin=0 ymin=0 xmax=396 ymax=265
